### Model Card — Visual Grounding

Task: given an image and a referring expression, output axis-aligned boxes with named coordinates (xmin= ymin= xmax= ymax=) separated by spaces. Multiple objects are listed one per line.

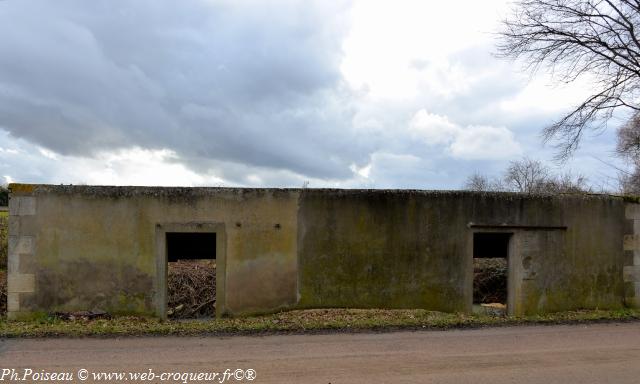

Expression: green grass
xmin=0 ymin=211 xmax=7 ymax=218
xmin=1 ymin=308 xmax=639 ymax=338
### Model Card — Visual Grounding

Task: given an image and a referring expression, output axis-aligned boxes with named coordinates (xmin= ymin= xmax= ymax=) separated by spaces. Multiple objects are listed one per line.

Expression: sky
xmin=0 ymin=0 xmax=630 ymax=190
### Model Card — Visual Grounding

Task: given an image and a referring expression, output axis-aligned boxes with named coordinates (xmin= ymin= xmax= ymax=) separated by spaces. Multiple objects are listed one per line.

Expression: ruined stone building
xmin=6 ymin=183 xmax=640 ymax=319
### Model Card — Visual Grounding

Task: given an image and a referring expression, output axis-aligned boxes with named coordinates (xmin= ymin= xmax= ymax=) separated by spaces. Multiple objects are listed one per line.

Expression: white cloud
xmin=340 ymin=0 xmax=509 ymax=100
xmin=409 ymin=110 xmax=460 ymax=144
xmin=78 ymin=148 xmax=226 ymax=187
xmin=0 ymin=148 xmax=19 ymax=155
xmin=37 ymin=147 xmax=58 ymax=160
xmin=408 ymin=109 xmax=521 ymax=160
xmin=349 ymin=162 xmax=372 ymax=178
xmin=449 ymin=125 xmax=522 ymax=160
xmin=499 ymin=75 xmax=597 ymax=117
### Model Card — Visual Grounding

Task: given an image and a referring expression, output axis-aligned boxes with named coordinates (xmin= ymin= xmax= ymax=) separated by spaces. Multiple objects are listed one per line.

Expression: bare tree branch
xmin=463 ymin=157 xmax=591 ymax=193
xmin=498 ymin=0 xmax=640 ymax=159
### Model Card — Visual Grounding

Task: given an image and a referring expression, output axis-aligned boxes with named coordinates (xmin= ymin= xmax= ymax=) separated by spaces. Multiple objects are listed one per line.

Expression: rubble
xmin=50 ymin=310 xmax=111 ymax=321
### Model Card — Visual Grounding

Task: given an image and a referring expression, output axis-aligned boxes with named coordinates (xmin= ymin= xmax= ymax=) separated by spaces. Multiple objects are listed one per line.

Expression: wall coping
xmin=8 ymin=182 xmax=626 ymax=201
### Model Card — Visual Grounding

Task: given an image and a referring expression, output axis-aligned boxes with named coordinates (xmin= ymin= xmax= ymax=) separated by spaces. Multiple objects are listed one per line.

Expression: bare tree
xmin=498 ymin=0 xmax=640 ymax=160
xmin=617 ymin=111 xmax=640 ymax=160
xmin=616 ymin=112 xmax=640 ymax=192
xmin=544 ymin=172 xmax=592 ymax=192
xmin=618 ymin=170 xmax=640 ymax=192
xmin=464 ymin=172 xmax=503 ymax=191
xmin=463 ymin=157 xmax=591 ymax=193
xmin=465 ymin=173 xmax=490 ymax=191
xmin=504 ymin=157 xmax=550 ymax=193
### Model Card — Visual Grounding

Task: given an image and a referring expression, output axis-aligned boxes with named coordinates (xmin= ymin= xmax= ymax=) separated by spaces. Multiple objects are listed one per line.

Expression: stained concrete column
xmin=623 ymin=204 xmax=640 ymax=308
xmin=7 ymin=194 xmax=37 ymax=320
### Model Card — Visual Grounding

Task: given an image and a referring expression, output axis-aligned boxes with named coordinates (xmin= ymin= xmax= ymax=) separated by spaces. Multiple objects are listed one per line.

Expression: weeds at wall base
xmin=0 ymin=308 xmax=639 ymax=338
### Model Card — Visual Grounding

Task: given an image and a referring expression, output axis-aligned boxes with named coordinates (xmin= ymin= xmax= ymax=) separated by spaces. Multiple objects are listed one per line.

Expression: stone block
xmin=7 ymin=293 xmax=19 ymax=312
xmin=7 ymin=253 xmax=19 ymax=273
xmin=9 ymin=196 xmax=36 ymax=216
xmin=8 ymin=236 xmax=34 ymax=255
xmin=625 ymin=250 xmax=634 ymax=266
xmin=626 ymin=204 xmax=640 ymax=220
xmin=624 ymin=265 xmax=640 ymax=282
xmin=7 ymin=273 xmax=35 ymax=293
xmin=8 ymin=216 xmax=19 ymax=236
xmin=8 ymin=216 xmax=37 ymax=237
xmin=624 ymin=235 xmax=640 ymax=251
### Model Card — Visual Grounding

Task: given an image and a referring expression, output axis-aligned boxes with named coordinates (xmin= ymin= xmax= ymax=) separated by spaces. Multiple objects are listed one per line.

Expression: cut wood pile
xmin=473 ymin=258 xmax=507 ymax=304
xmin=167 ymin=261 xmax=216 ymax=319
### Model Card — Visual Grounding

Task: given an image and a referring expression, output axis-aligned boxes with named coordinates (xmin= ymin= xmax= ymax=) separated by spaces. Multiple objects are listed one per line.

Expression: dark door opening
xmin=166 ymin=232 xmax=216 ymax=319
xmin=473 ymin=232 xmax=510 ymax=315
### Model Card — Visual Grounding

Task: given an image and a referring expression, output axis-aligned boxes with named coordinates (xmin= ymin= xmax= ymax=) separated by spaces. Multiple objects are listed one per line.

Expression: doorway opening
xmin=166 ymin=232 xmax=216 ymax=319
xmin=473 ymin=232 xmax=510 ymax=316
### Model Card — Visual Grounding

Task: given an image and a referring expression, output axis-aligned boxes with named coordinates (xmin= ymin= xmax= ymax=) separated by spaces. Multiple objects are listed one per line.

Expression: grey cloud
xmin=0 ymin=1 xmax=621 ymax=189
xmin=0 ymin=0 xmax=366 ymax=179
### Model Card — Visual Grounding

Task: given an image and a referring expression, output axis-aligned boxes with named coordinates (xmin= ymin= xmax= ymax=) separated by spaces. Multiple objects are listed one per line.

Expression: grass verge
xmin=1 ymin=308 xmax=640 ymax=338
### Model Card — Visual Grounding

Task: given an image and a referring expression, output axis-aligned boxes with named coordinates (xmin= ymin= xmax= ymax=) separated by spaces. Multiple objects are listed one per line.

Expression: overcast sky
xmin=0 ymin=0 xmax=629 ymax=189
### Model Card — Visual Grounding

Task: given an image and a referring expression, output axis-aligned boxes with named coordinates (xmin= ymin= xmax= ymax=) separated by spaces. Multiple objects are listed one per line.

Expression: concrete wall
xmin=8 ymin=185 xmax=298 ymax=319
xmin=297 ymin=190 xmax=627 ymax=315
xmin=623 ymin=203 xmax=640 ymax=307
xmin=7 ymin=184 xmax=635 ymax=319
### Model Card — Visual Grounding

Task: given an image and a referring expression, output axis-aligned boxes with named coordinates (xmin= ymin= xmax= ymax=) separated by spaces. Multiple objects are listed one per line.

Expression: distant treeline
xmin=0 ymin=185 xmax=7 ymax=206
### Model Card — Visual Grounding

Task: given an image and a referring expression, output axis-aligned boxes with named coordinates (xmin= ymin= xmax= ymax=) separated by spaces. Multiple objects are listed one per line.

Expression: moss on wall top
xmin=9 ymin=184 xmax=299 ymax=203
xmin=7 ymin=183 xmax=625 ymax=203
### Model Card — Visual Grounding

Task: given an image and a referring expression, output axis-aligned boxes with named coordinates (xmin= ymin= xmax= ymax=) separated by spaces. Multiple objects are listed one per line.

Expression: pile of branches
xmin=473 ymin=258 xmax=507 ymax=304
xmin=167 ymin=261 xmax=216 ymax=319
xmin=50 ymin=310 xmax=111 ymax=321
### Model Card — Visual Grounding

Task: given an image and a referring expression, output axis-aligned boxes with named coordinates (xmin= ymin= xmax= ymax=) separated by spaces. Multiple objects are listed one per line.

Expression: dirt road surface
xmin=1 ymin=323 xmax=640 ymax=383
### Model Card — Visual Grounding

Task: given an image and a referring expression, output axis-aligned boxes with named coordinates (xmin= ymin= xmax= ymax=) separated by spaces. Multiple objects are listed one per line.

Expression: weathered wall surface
xmin=297 ymin=190 xmax=626 ymax=315
xmin=297 ymin=190 xmax=470 ymax=312
xmin=623 ymin=202 xmax=640 ymax=308
xmin=6 ymin=184 xmax=631 ymax=319
xmin=510 ymin=196 xmax=625 ymax=314
xmin=8 ymin=185 xmax=299 ymax=319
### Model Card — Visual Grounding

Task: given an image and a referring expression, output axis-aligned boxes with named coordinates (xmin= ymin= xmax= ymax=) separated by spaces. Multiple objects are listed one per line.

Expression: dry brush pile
xmin=473 ymin=258 xmax=507 ymax=304
xmin=167 ymin=261 xmax=216 ymax=319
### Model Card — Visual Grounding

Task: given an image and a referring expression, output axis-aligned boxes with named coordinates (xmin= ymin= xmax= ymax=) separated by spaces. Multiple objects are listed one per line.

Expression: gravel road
xmin=1 ymin=322 xmax=640 ymax=383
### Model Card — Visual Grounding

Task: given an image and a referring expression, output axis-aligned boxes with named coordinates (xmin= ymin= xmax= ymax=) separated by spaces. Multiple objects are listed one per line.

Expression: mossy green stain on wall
xmin=297 ymin=190 xmax=626 ymax=314
xmin=512 ymin=199 xmax=625 ymax=315
xmin=23 ymin=187 xmax=300 ymax=317
xmin=297 ymin=191 xmax=469 ymax=312
xmin=8 ymin=184 xmax=629 ymax=318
